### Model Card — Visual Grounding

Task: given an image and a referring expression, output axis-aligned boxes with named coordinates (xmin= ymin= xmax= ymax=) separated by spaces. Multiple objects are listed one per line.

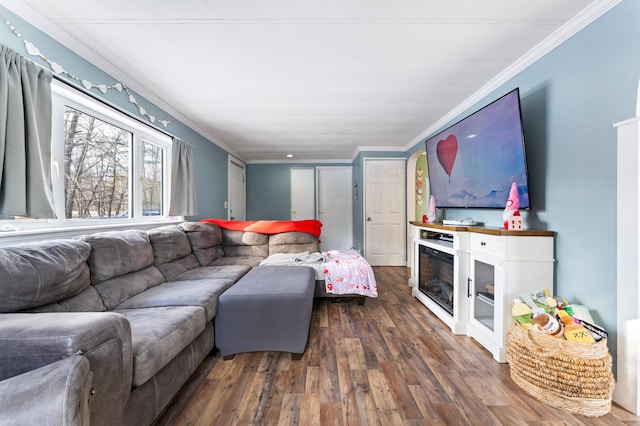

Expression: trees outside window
xmin=142 ymin=142 xmax=163 ymax=216
xmin=64 ymin=107 xmax=131 ymax=219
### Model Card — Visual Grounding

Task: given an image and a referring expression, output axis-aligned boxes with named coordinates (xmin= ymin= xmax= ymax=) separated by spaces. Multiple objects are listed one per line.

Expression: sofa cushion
xmin=222 ymin=229 xmax=269 ymax=246
xmin=155 ymin=255 xmax=201 ymax=282
xmin=191 ymin=246 xmax=225 ymax=267
xmin=170 ymin=265 xmax=251 ymax=283
xmin=221 ymin=230 xmax=269 ymax=258
xmin=114 ymin=306 xmax=206 ymax=387
xmin=121 ymin=322 xmax=214 ymax=426
xmin=180 ymin=222 xmax=225 ymax=266
xmin=93 ymin=266 xmax=166 ymax=310
xmin=29 ymin=286 xmax=107 ymax=313
xmin=223 ymin=244 xmax=268 ymax=257
xmin=148 ymin=225 xmax=193 ymax=264
xmin=268 ymin=231 xmax=320 ymax=255
xmin=0 ymin=240 xmax=91 ymax=312
xmin=148 ymin=225 xmax=201 ymax=280
xmin=77 ymin=230 xmax=154 ymax=283
xmin=180 ymin=222 xmax=222 ymax=248
xmin=115 ymin=278 xmax=236 ymax=321
xmin=210 ymin=256 xmax=264 ymax=268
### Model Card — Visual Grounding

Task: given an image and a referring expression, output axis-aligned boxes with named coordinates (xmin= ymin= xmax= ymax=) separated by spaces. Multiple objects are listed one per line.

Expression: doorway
xmin=228 ymin=156 xmax=245 ymax=221
xmin=407 ymin=150 xmax=428 ymax=266
xmin=317 ymin=166 xmax=353 ymax=251
xmin=290 ymin=168 xmax=315 ymax=220
xmin=364 ymin=158 xmax=406 ymax=266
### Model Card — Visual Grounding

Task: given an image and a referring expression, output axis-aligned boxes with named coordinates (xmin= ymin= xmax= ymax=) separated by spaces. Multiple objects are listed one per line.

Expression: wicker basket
xmin=506 ymin=321 xmax=614 ymax=417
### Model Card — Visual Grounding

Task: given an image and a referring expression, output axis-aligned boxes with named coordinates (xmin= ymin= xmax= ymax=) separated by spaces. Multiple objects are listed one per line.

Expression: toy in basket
xmin=506 ymin=290 xmax=614 ymax=417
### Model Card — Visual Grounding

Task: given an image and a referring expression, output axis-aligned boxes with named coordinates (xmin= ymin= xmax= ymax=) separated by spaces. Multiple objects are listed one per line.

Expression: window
xmin=142 ymin=142 xmax=164 ymax=217
xmin=63 ymin=106 xmax=131 ymax=219
xmin=0 ymin=81 xmax=173 ymax=232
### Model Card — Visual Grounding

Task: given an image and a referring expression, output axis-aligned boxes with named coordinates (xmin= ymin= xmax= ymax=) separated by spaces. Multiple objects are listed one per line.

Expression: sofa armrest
xmin=0 ymin=312 xmax=132 ymax=425
xmin=0 ymin=355 xmax=92 ymax=426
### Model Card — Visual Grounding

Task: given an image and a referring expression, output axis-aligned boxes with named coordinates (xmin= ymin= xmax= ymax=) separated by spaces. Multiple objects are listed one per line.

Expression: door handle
xmin=367 ymin=217 xmax=372 ymax=221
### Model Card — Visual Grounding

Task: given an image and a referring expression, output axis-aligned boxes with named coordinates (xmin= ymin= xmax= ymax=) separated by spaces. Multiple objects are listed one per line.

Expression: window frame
xmin=0 ymin=80 xmax=178 ymax=237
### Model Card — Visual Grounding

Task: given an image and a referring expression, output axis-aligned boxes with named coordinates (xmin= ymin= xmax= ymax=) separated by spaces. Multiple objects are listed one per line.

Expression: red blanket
xmin=200 ymin=219 xmax=322 ymax=236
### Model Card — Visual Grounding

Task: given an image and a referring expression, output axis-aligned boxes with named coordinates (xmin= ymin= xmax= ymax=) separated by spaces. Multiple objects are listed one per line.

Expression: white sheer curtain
xmin=0 ymin=44 xmax=55 ymax=218
xmin=169 ymin=137 xmax=197 ymax=216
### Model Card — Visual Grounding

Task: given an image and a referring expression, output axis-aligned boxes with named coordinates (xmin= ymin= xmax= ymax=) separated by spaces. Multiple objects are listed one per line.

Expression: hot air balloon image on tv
xmin=436 ymin=134 xmax=458 ymax=184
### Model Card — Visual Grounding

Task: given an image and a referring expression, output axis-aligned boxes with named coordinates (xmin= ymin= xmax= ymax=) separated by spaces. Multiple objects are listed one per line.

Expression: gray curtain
xmin=169 ymin=137 xmax=197 ymax=216
xmin=0 ymin=45 xmax=55 ymax=218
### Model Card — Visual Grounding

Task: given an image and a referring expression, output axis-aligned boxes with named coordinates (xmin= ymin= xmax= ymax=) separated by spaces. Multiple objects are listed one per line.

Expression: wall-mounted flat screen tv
xmin=425 ymin=88 xmax=530 ymax=209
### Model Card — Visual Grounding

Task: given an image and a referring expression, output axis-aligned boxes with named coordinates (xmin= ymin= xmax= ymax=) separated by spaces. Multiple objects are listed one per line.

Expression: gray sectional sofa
xmin=0 ymin=221 xmax=321 ymax=426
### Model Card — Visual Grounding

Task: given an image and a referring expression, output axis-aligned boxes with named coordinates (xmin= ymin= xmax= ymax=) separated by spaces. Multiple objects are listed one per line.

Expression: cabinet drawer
xmin=470 ymin=234 xmax=503 ymax=256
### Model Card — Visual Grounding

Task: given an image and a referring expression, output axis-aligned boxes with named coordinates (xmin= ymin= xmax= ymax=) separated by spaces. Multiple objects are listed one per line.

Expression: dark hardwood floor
xmin=154 ymin=266 xmax=638 ymax=425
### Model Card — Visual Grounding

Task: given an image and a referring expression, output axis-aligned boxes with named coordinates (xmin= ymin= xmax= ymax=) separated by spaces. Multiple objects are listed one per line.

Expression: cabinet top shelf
xmin=410 ymin=221 xmax=555 ymax=237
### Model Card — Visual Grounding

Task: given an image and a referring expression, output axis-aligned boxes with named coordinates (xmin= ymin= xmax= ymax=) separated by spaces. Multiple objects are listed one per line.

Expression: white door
xmin=317 ymin=166 xmax=352 ymax=251
xmin=228 ymin=156 xmax=245 ymax=220
xmin=364 ymin=158 xmax=406 ymax=266
xmin=290 ymin=168 xmax=315 ymax=219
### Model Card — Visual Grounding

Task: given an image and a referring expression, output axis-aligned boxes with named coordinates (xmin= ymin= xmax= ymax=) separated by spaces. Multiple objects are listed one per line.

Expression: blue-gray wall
xmin=352 ymin=153 xmax=365 ymax=252
xmin=0 ymin=5 xmax=230 ymax=221
xmin=246 ymin=164 xmax=291 ymax=220
xmin=246 ymin=162 xmax=350 ymax=220
xmin=350 ymin=151 xmax=407 ymax=252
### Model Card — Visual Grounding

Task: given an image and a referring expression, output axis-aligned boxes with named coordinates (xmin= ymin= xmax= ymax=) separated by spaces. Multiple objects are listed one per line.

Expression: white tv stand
xmin=409 ymin=222 xmax=555 ymax=363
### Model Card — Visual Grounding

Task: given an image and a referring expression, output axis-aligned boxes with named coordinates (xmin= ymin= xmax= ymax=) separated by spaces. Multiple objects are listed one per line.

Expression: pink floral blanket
xmin=323 ymin=249 xmax=378 ymax=298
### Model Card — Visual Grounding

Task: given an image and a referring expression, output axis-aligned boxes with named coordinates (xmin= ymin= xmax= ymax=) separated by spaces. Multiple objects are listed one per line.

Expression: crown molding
xmin=246 ymin=158 xmax=352 ymax=165
xmin=402 ymin=0 xmax=622 ymax=152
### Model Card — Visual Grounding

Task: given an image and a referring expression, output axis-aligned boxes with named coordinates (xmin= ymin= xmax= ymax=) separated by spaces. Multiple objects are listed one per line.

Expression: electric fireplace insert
xmin=418 ymin=244 xmax=454 ymax=316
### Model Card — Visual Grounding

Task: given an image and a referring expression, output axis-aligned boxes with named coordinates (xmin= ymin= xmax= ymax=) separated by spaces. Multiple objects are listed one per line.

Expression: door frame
xmin=290 ymin=167 xmax=316 ymax=220
xmin=227 ymin=155 xmax=246 ymax=220
xmin=317 ymin=165 xmax=353 ymax=251
xmin=362 ymin=157 xmax=406 ymax=265
xmin=406 ymin=150 xmax=426 ymax=265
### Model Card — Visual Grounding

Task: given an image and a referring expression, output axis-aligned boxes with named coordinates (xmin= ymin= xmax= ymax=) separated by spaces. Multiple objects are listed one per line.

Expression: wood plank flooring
xmin=154 ymin=267 xmax=639 ymax=425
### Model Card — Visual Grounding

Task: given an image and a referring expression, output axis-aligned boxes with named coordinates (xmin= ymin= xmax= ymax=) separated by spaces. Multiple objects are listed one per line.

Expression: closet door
xmin=317 ymin=166 xmax=352 ymax=251
xmin=228 ymin=157 xmax=245 ymax=220
xmin=290 ymin=168 xmax=315 ymax=220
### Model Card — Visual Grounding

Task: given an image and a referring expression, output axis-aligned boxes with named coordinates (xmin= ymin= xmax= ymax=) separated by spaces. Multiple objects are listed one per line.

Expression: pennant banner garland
xmin=1 ymin=13 xmax=171 ymax=128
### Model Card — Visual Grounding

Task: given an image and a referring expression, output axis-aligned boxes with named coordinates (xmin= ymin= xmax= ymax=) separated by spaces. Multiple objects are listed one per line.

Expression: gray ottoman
xmin=215 ymin=265 xmax=315 ymax=360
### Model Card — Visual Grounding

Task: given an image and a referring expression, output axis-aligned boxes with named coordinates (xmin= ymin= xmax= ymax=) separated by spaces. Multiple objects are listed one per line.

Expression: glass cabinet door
xmin=471 ymin=258 xmax=495 ymax=331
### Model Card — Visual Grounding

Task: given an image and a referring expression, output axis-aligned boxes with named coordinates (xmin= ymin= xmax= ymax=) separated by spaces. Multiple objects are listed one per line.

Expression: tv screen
xmin=425 ymin=88 xmax=530 ymax=209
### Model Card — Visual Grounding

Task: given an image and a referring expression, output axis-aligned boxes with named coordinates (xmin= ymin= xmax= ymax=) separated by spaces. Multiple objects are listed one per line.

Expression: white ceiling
xmin=1 ymin=1 xmax=618 ymax=162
